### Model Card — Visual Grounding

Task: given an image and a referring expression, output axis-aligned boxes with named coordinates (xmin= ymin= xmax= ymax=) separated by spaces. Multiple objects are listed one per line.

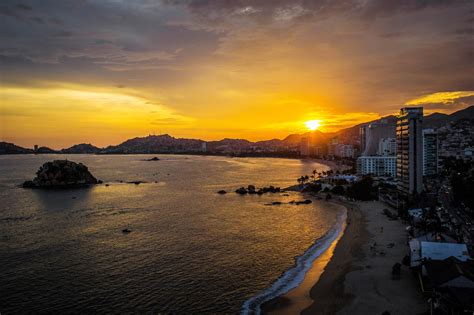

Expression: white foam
xmin=241 ymin=208 xmax=347 ymax=315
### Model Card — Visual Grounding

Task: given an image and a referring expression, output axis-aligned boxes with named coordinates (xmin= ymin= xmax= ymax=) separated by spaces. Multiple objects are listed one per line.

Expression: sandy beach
xmin=263 ymin=199 xmax=428 ymax=315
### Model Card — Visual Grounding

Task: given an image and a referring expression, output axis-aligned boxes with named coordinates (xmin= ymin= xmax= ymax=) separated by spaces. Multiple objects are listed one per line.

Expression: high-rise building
xmin=357 ymin=156 xmax=397 ymax=177
xmin=423 ymin=129 xmax=438 ymax=176
xmin=300 ymin=136 xmax=310 ymax=157
xmin=327 ymin=137 xmax=338 ymax=156
xmin=359 ymin=119 xmax=396 ymax=156
xmin=335 ymin=144 xmax=355 ymax=158
xmin=378 ymin=138 xmax=397 ymax=156
xmin=360 ymin=124 xmax=368 ymax=155
xmin=396 ymin=107 xmax=423 ymax=195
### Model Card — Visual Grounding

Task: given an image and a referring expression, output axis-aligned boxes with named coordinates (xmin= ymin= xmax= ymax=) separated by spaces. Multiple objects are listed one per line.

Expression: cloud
xmin=405 ymin=91 xmax=474 ymax=112
xmin=406 ymin=91 xmax=474 ymax=105
xmin=16 ymin=3 xmax=32 ymax=11
xmin=0 ymin=0 xmax=472 ymax=143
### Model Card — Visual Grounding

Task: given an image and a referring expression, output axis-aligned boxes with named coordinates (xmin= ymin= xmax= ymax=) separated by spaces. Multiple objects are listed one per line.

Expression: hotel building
xmin=423 ymin=129 xmax=438 ymax=176
xmin=396 ymin=107 xmax=424 ymax=195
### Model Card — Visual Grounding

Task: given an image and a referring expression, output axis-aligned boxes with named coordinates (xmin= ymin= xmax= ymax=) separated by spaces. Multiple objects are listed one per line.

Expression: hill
xmin=424 ymin=105 xmax=474 ymax=128
xmin=103 ymin=134 xmax=205 ymax=154
xmin=1 ymin=105 xmax=472 ymax=155
xmin=61 ymin=143 xmax=102 ymax=154
xmin=0 ymin=142 xmax=33 ymax=154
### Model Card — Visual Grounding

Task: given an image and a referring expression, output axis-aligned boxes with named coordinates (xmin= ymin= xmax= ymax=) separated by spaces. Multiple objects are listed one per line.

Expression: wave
xmin=241 ymin=207 xmax=347 ymax=315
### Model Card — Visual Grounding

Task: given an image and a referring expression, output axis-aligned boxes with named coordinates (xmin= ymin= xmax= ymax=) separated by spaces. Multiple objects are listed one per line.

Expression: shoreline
xmin=300 ymin=200 xmax=367 ymax=315
xmin=263 ymin=199 xmax=428 ymax=315
xmin=243 ymin=200 xmax=347 ymax=315
xmin=261 ymin=200 xmax=362 ymax=315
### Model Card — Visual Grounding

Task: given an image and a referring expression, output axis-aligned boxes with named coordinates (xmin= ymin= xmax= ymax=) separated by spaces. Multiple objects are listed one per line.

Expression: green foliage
xmin=346 ymin=175 xmax=377 ymax=201
xmin=302 ymin=182 xmax=322 ymax=193
xmin=331 ymin=185 xmax=345 ymax=195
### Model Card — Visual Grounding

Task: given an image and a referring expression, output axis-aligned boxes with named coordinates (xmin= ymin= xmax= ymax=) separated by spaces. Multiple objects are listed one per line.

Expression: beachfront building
xmin=357 ymin=156 xmax=396 ymax=177
xmin=409 ymin=240 xmax=471 ymax=268
xmin=423 ymin=129 xmax=438 ymax=176
xmin=359 ymin=119 xmax=396 ymax=156
xmin=396 ymin=107 xmax=424 ymax=195
xmin=300 ymin=136 xmax=310 ymax=157
xmin=334 ymin=144 xmax=354 ymax=158
xmin=378 ymin=138 xmax=397 ymax=156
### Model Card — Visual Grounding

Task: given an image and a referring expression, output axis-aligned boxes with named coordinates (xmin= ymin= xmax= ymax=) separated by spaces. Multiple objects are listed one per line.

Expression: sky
xmin=0 ymin=0 xmax=473 ymax=148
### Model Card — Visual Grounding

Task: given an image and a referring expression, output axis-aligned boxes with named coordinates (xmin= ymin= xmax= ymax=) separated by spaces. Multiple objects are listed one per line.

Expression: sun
xmin=305 ymin=120 xmax=321 ymax=131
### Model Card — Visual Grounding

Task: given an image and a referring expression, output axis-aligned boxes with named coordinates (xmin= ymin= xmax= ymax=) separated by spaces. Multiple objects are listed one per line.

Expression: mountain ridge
xmin=2 ymin=105 xmax=472 ymax=154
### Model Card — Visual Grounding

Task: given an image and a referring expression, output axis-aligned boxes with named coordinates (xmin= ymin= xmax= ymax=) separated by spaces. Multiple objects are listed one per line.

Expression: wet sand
xmin=263 ymin=200 xmax=427 ymax=315
xmin=261 ymin=200 xmax=363 ymax=315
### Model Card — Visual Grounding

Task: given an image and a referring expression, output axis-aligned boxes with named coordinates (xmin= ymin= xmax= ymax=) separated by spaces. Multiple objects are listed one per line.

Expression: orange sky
xmin=1 ymin=1 xmax=473 ymax=148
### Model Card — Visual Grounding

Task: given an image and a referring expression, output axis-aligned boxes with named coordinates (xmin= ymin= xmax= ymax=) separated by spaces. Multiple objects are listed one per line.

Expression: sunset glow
xmin=305 ymin=120 xmax=321 ymax=131
xmin=0 ymin=0 xmax=472 ymax=148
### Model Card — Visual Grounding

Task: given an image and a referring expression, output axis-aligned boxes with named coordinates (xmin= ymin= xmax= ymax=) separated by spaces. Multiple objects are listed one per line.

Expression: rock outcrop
xmin=234 ymin=185 xmax=280 ymax=195
xmin=145 ymin=157 xmax=160 ymax=161
xmin=23 ymin=160 xmax=99 ymax=188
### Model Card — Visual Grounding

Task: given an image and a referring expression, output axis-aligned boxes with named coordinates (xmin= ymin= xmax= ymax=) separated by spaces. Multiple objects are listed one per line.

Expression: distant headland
xmin=1 ymin=105 xmax=472 ymax=156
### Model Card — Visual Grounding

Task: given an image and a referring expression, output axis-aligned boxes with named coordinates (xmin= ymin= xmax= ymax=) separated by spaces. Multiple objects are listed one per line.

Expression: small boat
xmin=122 ymin=228 xmax=132 ymax=234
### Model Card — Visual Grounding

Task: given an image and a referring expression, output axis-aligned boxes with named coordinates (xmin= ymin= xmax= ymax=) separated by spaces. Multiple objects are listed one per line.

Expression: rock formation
xmin=23 ymin=160 xmax=99 ymax=188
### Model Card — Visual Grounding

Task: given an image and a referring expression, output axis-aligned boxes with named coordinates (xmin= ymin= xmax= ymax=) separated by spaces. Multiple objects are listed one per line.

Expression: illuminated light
xmin=305 ymin=120 xmax=321 ymax=131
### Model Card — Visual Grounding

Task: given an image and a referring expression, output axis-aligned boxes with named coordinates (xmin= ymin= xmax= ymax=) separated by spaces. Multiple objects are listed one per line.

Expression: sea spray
xmin=241 ymin=207 xmax=347 ymax=315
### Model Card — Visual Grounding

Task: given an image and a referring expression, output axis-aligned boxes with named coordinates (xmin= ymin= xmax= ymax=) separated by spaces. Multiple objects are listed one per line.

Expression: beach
xmin=263 ymin=200 xmax=428 ymax=315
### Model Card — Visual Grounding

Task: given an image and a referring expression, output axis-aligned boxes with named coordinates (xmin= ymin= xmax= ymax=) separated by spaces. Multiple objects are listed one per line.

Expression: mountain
xmin=2 ymin=105 xmax=472 ymax=155
xmin=61 ymin=143 xmax=102 ymax=154
xmin=424 ymin=105 xmax=474 ymax=128
xmin=35 ymin=146 xmax=58 ymax=154
xmin=103 ymin=134 xmax=205 ymax=154
xmin=331 ymin=115 xmax=397 ymax=146
xmin=207 ymin=138 xmax=253 ymax=152
xmin=449 ymin=105 xmax=474 ymax=121
xmin=282 ymin=130 xmax=331 ymax=146
xmin=0 ymin=142 xmax=33 ymax=154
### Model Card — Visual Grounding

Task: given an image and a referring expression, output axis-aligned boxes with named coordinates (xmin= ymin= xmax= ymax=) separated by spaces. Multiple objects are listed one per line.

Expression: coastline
xmin=255 ymin=158 xmax=354 ymax=315
xmin=263 ymin=199 xmax=428 ymax=315
xmin=243 ymin=200 xmax=347 ymax=315
xmin=261 ymin=200 xmax=361 ymax=315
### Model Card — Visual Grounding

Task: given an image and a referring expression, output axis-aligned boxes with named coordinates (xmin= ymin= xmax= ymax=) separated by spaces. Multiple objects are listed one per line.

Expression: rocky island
xmin=22 ymin=160 xmax=100 ymax=189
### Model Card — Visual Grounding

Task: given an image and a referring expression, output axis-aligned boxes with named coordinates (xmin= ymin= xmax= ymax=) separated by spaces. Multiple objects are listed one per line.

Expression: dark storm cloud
xmin=0 ymin=0 xmax=220 ymax=88
xmin=16 ymin=4 xmax=32 ymax=11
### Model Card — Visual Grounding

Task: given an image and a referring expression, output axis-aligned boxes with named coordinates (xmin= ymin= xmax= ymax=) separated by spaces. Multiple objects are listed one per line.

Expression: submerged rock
xmin=235 ymin=185 xmax=281 ymax=195
xmin=127 ymin=181 xmax=146 ymax=185
xmin=22 ymin=160 xmax=99 ymax=189
xmin=235 ymin=187 xmax=248 ymax=195
xmin=145 ymin=157 xmax=160 ymax=161
xmin=291 ymin=199 xmax=313 ymax=205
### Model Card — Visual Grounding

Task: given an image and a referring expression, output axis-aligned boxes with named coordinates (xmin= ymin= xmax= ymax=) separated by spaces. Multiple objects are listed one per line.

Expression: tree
xmin=331 ymin=185 xmax=345 ymax=195
xmin=346 ymin=176 xmax=377 ymax=201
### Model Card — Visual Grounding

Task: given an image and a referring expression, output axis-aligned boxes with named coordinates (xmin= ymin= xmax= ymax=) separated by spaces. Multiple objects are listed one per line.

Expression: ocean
xmin=0 ymin=154 xmax=344 ymax=314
